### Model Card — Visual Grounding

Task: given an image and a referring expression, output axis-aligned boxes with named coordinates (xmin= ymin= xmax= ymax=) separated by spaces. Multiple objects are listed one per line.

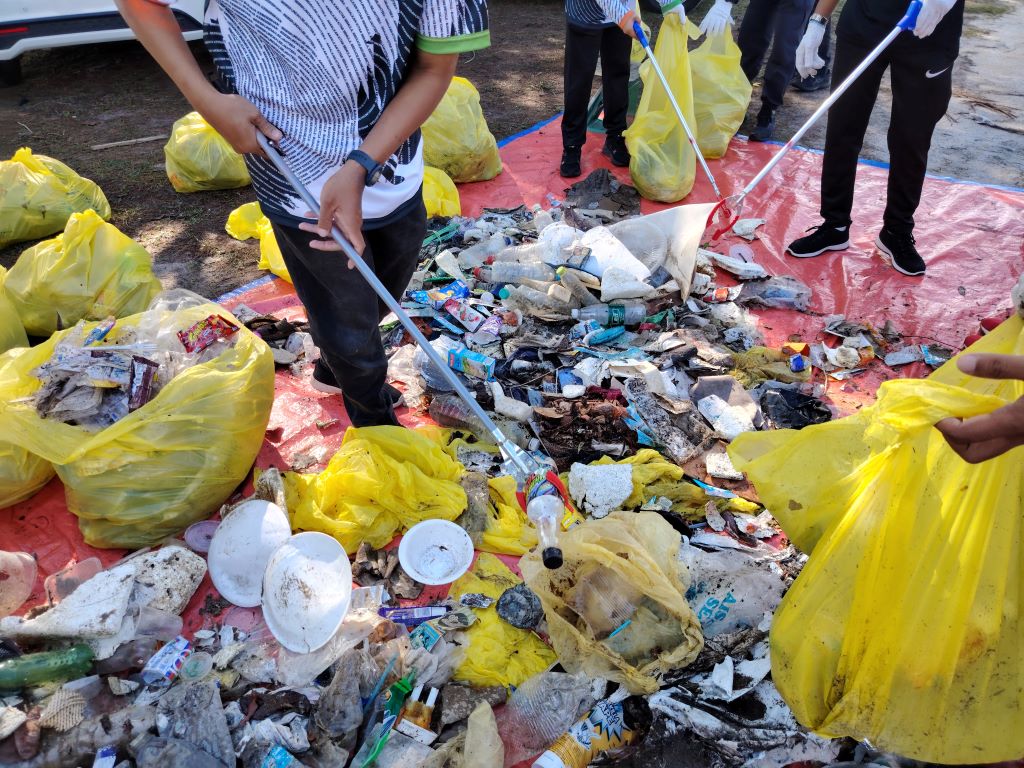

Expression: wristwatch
xmin=346 ymin=149 xmax=384 ymax=187
xmin=809 ymin=12 xmax=828 ymax=25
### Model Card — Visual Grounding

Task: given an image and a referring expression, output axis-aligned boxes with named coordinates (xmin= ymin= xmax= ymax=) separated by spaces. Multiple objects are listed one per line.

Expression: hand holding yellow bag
xmin=690 ymin=27 xmax=752 ymax=159
xmin=165 ymin=112 xmax=251 ymax=193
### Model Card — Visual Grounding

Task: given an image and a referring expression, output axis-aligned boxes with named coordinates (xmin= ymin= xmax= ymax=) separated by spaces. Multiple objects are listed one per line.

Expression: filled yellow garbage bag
xmin=624 ymin=16 xmax=697 ymax=203
xmin=226 ymin=202 xmax=291 ymax=283
xmin=0 ymin=345 xmax=55 ymax=508
xmin=164 ymin=112 xmax=251 ymax=193
xmin=4 ymin=210 xmax=162 ymax=337
xmin=0 ymin=301 xmax=275 ymax=548
xmin=0 ymin=148 xmax=110 ymax=250
xmin=690 ymin=27 xmax=751 ymax=160
xmin=423 ymin=166 xmax=462 ymax=218
xmin=522 ymin=511 xmax=703 ymax=694
xmin=0 ymin=268 xmax=28 ymax=355
xmin=422 ymin=77 xmax=502 ymax=183
xmin=728 ymin=317 xmax=1024 ymax=763
xmin=450 ymin=552 xmax=558 ymax=689
xmin=283 ymin=426 xmax=468 ymax=554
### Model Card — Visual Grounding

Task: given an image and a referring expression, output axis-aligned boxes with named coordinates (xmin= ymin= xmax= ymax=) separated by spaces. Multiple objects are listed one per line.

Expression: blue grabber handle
xmin=632 ymin=19 xmax=651 ymax=49
xmin=898 ymin=0 xmax=923 ymax=30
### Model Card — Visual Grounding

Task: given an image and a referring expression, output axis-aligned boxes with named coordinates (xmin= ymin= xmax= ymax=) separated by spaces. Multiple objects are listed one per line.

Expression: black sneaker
xmin=786 ymin=223 xmax=850 ymax=258
xmin=601 ymin=134 xmax=630 ymax=167
xmin=748 ymin=105 xmax=776 ymax=142
xmin=560 ymin=146 xmax=582 ymax=178
xmin=311 ymin=359 xmax=404 ymax=405
xmin=876 ymin=229 xmax=926 ymax=276
xmin=791 ymin=68 xmax=831 ymax=92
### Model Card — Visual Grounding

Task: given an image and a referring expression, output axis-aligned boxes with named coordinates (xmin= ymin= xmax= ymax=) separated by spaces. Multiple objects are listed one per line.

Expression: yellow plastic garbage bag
xmin=0 ymin=147 xmax=110 ymax=250
xmin=731 ymin=347 xmax=810 ymax=388
xmin=422 ymin=77 xmax=502 ymax=183
xmin=0 ymin=345 xmax=55 ymax=508
xmin=624 ymin=15 xmax=697 ymax=203
xmin=0 ymin=301 xmax=275 ymax=548
xmin=0 ymin=268 xmax=28 ymax=355
xmin=4 ymin=210 xmax=162 ymax=337
xmin=728 ymin=317 xmax=1024 ymax=763
xmin=522 ymin=511 xmax=703 ymax=693
xmin=226 ymin=202 xmax=291 ymax=283
xmin=450 ymin=552 xmax=558 ymax=689
xmin=690 ymin=27 xmax=751 ymax=160
xmin=164 ymin=112 xmax=251 ymax=193
xmin=481 ymin=475 xmax=536 ymax=556
xmin=283 ymin=426 xmax=467 ymax=554
xmin=423 ymin=166 xmax=462 ymax=218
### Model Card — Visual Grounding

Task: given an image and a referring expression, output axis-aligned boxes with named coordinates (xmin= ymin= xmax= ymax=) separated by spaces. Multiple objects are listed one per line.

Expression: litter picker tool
xmin=708 ymin=0 xmax=923 ymax=241
xmin=257 ymin=134 xmax=579 ymax=559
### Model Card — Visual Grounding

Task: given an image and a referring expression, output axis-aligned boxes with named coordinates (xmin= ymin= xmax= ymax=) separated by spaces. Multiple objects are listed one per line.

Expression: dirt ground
xmin=1 ymin=0 xmax=1020 ymax=299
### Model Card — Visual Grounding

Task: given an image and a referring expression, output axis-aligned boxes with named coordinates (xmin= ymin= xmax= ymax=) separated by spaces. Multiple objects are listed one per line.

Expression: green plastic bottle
xmin=0 ymin=644 xmax=94 ymax=690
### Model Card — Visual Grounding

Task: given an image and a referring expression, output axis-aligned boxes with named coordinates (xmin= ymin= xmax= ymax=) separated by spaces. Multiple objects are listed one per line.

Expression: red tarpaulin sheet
xmin=3 ymin=118 xmax=1022 ymax=638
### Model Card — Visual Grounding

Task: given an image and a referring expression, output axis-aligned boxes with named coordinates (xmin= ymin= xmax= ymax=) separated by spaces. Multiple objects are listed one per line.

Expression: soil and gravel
xmin=0 ymin=0 xmax=1019 ymax=299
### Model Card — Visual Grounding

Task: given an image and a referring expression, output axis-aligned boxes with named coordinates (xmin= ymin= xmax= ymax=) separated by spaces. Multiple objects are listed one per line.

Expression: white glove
xmin=666 ymin=4 xmax=686 ymax=22
xmin=795 ymin=21 xmax=827 ymax=79
xmin=698 ymin=0 xmax=733 ymax=37
xmin=914 ymin=0 xmax=956 ymax=38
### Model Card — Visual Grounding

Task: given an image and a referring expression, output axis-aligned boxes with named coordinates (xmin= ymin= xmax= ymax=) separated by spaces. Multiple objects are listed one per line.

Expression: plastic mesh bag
xmin=522 ymin=511 xmax=704 ymax=693
xmin=690 ymin=27 xmax=751 ymax=159
xmin=623 ymin=15 xmax=697 ymax=203
xmin=0 ymin=298 xmax=275 ymax=548
xmin=728 ymin=317 xmax=1024 ymax=763
xmin=0 ymin=147 xmax=110 ymax=249
xmin=164 ymin=112 xmax=251 ymax=193
xmin=226 ymin=202 xmax=291 ymax=283
xmin=0 ymin=268 xmax=28 ymax=355
xmin=423 ymin=166 xmax=462 ymax=218
xmin=4 ymin=209 xmax=162 ymax=337
xmin=422 ymin=77 xmax=502 ymax=183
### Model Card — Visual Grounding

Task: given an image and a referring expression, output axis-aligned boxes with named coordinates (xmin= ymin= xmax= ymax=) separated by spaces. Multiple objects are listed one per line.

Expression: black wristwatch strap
xmin=347 ymin=149 xmax=384 ymax=187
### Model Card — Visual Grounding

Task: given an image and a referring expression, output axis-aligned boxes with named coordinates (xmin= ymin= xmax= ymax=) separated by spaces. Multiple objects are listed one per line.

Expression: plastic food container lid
xmin=398 ymin=520 xmax=475 ymax=586
xmin=207 ymin=500 xmax=291 ymax=608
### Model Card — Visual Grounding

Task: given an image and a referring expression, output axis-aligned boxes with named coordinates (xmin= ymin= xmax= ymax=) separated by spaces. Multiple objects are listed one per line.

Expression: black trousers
xmin=563 ymin=22 xmax=632 ymax=149
xmin=821 ymin=37 xmax=954 ymax=235
xmin=738 ymin=0 xmax=816 ymax=111
xmin=271 ymin=198 xmax=426 ymax=427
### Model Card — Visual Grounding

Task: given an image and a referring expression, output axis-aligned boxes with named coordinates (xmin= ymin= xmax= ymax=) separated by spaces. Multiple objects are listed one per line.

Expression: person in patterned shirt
xmin=117 ymin=0 xmax=489 ymax=427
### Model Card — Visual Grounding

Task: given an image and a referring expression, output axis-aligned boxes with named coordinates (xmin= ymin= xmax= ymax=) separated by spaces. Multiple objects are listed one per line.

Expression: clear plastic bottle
xmin=556 ymin=268 xmax=599 ymax=307
xmin=457 ymin=233 xmax=514 ymax=271
xmin=531 ymin=204 xmax=554 ymax=233
xmin=416 ymin=336 xmax=463 ymax=392
xmin=526 ymin=495 xmax=563 ymax=570
xmin=429 ymin=394 xmax=492 ymax=440
xmin=502 ymin=285 xmax=572 ymax=316
xmin=492 ymin=242 xmax=544 ymax=264
xmin=475 ymin=262 xmax=556 ymax=284
xmin=570 ymin=302 xmax=647 ymax=327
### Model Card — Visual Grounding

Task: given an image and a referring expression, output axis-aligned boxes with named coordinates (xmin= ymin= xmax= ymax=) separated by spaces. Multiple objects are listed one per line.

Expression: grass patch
xmin=965 ymin=0 xmax=1011 ymax=15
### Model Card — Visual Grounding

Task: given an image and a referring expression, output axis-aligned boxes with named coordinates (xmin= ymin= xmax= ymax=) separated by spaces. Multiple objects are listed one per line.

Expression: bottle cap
xmin=542 ymin=547 xmax=563 ymax=570
xmin=570 ymin=308 xmax=580 ymax=319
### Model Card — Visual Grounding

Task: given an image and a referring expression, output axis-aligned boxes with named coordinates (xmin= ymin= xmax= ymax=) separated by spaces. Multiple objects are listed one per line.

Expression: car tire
xmin=0 ymin=57 xmax=22 ymax=87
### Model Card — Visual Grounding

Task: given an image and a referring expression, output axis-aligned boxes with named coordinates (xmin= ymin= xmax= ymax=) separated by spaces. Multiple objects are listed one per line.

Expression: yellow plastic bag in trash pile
xmin=728 ymin=316 xmax=1024 ymax=763
xmin=226 ymin=202 xmax=291 ymax=283
xmin=422 ymin=77 xmax=502 ymax=183
xmin=4 ymin=210 xmax=162 ymax=337
xmin=423 ymin=166 xmax=462 ymax=218
xmin=0 ymin=302 xmax=275 ymax=548
xmin=624 ymin=15 xmax=697 ymax=203
xmin=283 ymin=426 xmax=468 ymax=554
xmin=731 ymin=347 xmax=810 ymax=388
xmin=522 ymin=511 xmax=704 ymax=694
xmin=164 ymin=112 xmax=251 ymax=193
xmin=0 ymin=147 xmax=111 ymax=250
xmin=450 ymin=552 xmax=558 ymax=689
xmin=0 ymin=345 xmax=55 ymax=508
xmin=482 ymin=474 xmax=536 ymax=556
xmin=689 ymin=27 xmax=751 ymax=160
xmin=0 ymin=268 xmax=28 ymax=355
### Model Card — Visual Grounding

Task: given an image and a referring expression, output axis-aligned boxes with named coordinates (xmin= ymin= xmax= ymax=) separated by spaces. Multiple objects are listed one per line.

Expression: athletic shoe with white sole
xmin=786 ymin=224 xmax=850 ymax=258
xmin=876 ymin=229 xmax=926 ymax=277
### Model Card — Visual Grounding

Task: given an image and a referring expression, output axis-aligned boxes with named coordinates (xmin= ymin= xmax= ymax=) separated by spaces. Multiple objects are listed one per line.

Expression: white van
xmin=0 ymin=1 xmax=204 ymax=86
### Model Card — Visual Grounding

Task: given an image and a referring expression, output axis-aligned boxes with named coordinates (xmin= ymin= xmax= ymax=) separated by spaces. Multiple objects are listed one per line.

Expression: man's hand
xmin=198 ymin=92 xmax=282 ymax=157
xmin=617 ymin=11 xmax=639 ymax=39
xmin=699 ymin=0 xmax=733 ymax=38
xmin=795 ymin=22 xmax=827 ymax=79
xmin=914 ymin=0 xmax=956 ymax=39
xmin=298 ymin=160 xmax=366 ymax=261
xmin=935 ymin=353 xmax=1024 ymax=463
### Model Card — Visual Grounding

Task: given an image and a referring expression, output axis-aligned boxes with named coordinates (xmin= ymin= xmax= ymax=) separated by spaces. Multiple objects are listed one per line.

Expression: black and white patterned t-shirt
xmin=205 ymin=0 xmax=490 ymax=226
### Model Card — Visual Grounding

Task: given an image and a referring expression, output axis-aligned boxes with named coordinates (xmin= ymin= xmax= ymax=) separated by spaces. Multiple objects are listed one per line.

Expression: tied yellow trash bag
xmin=0 ymin=299 xmax=275 ymax=548
xmin=0 ymin=268 xmax=28 ymax=355
xmin=522 ymin=511 xmax=704 ymax=694
xmin=5 ymin=210 xmax=162 ymax=337
xmin=165 ymin=112 xmax=251 ymax=193
xmin=690 ymin=27 xmax=751 ymax=159
xmin=0 ymin=147 xmax=110 ymax=250
xmin=226 ymin=202 xmax=291 ymax=283
xmin=283 ymin=426 xmax=467 ymax=554
xmin=450 ymin=552 xmax=558 ymax=689
xmin=423 ymin=166 xmax=461 ymax=218
xmin=624 ymin=15 xmax=697 ymax=203
xmin=729 ymin=317 xmax=1024 ymax=763
xmin=422 ymin=77 xmax=502 ymax=183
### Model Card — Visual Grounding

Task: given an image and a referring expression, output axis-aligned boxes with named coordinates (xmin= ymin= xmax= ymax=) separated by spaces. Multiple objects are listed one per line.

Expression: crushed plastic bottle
xmin=429 ymin=394 xmax=493 ymax=441
xmin=571 ymin=302 xmax=647 ymax=326
xmin=475 ymin=262 xmax=556 ymax=284
xmin=556 ymin=268 xmax=600 ymax=307
xmin=497 ymin=672 xmax=595 ymax=768
xmin=531 ymin=204 xmax=554 ymax=233
xmin=457 ymin=233 xmax=514 ymax=271
xmin=416 ymin=335 xmax=462 ymax=392
xmin=738 ymin=276 xmax=812 ymax=311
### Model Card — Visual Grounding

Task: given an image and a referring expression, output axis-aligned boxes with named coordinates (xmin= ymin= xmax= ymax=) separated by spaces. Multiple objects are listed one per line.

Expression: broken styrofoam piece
xmin=567 ymin=463 xmax=634 ymax=519
xmin=706 ymin=451 xmax=743 ymax=481
xmin=607 ymin=360 xmax=665 ymax=395
xmin=731 ymin=218 xmax=766 ymax=241
xmin=130 ymin=546 xmax=207 ymax=616
xmin=697 ymin=395 xmax=756 ymax=441
xmin=490 ymin=382 xmax=533 ymax=422
xmin=600 ymin=266 xmax=656 ymax=302
xmin=578 ymin=226 xmax=651 ymax=281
